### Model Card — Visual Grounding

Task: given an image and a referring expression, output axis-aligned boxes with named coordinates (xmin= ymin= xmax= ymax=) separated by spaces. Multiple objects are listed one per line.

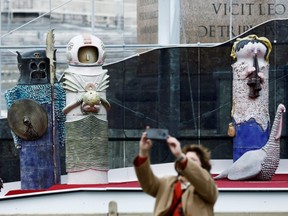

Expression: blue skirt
xmin=233 ymin=119 xmax=269 ymax=162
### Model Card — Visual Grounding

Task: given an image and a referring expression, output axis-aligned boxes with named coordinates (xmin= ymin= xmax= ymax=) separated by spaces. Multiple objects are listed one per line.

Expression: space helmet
xmin=66 ymin=34 xmax=106 ymax=66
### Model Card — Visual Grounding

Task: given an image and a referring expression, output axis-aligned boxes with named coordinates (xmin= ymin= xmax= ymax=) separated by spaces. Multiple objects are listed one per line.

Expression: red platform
xmin=214 ymin=174 xmax=288 ymax=189
xmin=5 ymin=174 xmax=288 ymax=196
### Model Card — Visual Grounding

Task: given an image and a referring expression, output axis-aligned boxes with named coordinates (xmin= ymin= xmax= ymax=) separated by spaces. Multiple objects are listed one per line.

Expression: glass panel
xmin=1 ymin=1 xmax=288 ymax=174
xmin=106 ymin=19 xmax=288 ymax=168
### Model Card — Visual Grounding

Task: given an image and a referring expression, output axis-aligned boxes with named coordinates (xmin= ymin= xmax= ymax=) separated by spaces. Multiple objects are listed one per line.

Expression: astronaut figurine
xmin=62 ymin=34 xmax=111 ymax=184
xmin=229 ymin=35 xmax=272 ymax=161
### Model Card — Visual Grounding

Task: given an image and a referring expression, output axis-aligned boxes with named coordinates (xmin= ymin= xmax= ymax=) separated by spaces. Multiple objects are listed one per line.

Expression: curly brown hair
xmin=182 ymin=144 xmax=212 ymax=173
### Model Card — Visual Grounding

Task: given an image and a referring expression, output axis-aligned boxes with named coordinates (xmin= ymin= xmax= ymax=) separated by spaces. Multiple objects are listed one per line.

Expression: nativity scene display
xmin=2 ymin=28 xmax=287 ymax=191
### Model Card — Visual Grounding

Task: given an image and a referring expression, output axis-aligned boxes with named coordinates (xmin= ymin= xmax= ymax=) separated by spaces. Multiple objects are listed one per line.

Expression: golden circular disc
xmin=7 ymin=99 xmax=48 ymax=140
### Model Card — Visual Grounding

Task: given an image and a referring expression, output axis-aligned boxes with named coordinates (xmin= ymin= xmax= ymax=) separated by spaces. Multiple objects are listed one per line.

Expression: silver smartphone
xmin=146 ymin=128 xmax=169 ymax=140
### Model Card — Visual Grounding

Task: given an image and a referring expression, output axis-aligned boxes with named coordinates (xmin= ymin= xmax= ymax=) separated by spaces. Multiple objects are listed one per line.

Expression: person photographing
xmin=134 ymin=128 xmax=218 ymax=216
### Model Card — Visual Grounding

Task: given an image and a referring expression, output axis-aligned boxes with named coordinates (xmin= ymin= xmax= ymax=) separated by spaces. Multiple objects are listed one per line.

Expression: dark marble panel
xmin=105 ymin=19 xmax=288 ymax=163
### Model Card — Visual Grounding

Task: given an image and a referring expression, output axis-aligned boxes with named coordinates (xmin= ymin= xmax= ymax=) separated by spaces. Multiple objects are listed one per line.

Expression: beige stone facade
xmin=137 ymin=0 xmax=288 ymax=44
xmin=137 ymin=0 xmax=158 ymax=44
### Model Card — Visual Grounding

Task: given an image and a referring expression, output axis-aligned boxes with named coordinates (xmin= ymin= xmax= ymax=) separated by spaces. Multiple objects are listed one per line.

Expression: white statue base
xmin=67 ymin=170 xmax=108 ymax=184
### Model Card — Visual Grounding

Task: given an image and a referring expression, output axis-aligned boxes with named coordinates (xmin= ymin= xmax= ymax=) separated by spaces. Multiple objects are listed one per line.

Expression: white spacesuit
xmin=62 ymin=34 xmax=110 ymax=184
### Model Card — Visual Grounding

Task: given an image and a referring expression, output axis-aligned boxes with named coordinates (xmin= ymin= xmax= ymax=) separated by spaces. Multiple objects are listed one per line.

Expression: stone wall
xmin=137 ymin=0 xmax=288 ymax=44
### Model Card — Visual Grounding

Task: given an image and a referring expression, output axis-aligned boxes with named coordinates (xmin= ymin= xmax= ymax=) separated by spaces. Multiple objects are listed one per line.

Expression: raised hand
xmin=139 ymin=130 xmax=152 ymax=157
xmin=166 ymin=136 xmax=184 ymax=159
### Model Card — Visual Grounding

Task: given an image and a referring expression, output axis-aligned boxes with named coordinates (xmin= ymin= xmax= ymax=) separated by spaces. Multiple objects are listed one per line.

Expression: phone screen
xmin=146 ymin=128 xmax=168 ymax=140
